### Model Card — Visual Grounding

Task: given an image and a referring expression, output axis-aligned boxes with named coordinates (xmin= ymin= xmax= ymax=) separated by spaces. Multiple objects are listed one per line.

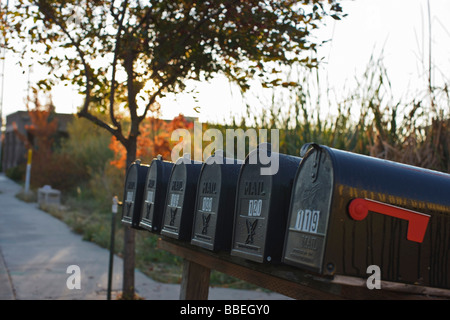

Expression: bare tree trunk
xmin=122 ymin=136 xmax=137 ymax=299
xmin=122 ymin=228 xmax=136 ymax=299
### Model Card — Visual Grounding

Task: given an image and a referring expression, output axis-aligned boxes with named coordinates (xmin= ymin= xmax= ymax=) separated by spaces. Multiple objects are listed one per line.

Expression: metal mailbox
xmin=138 ymin=155 xmax=174 ymax=233
xmin=283 ymin=143 xmax=450 ymax=289
xmin=160 ymin=155 xmax=203 ymax=241
xmin=121 ymin=160 xmax=149 ymax=229
xmin=231 ymin=144 xmax=302 ymax=263
xmin=191 ymin=151 xmax=243 ymax=251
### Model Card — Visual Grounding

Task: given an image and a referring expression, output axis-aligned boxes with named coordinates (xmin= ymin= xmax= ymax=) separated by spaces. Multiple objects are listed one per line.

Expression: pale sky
xmin=1 ymin=0 xmax=449 ymax=124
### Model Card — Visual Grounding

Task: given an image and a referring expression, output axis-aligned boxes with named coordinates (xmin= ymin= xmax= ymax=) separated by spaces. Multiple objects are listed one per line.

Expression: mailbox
xmin=138 ymin=155 xmax=174 ymax=233
xmin=231 ymin=144 xmax=302 ymax=263
xmin=160 ymin=155 xmax=203 ymax=241
xmin=283 ymin=143 xmax=450 ymax=289
xmin=191 ymin=151 xmax=243 ymax=251
xmin=121 ymin=160 xmax=149 ymax=229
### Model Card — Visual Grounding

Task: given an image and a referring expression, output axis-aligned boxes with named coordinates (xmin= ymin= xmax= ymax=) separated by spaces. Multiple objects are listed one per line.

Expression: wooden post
xmin=179 ymin=259 xmax=211 ymax=300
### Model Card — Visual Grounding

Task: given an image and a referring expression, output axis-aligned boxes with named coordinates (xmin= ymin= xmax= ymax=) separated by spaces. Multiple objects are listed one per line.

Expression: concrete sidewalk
xmin=0 ymin=174 xmax=289 ymax=300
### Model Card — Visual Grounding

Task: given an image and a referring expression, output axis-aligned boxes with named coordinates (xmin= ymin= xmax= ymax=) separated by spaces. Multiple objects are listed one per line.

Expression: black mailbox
xmin=231 ymin=144 xmax=302 ymax=263
xmin=191 ymin=151 xmax=243 ymax=251
xmin=121 ymin=160 xmax=149 ymax=229
xmin=160 ymin=155 xmax=203 ymax=241
xmin=138 ymin=155 xmax=174 ymax=233
xmin=283 ymin=143 xmax=450 ymax=289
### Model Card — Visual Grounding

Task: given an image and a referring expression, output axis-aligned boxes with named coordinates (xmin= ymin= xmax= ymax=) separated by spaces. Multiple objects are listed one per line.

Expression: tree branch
xmin=77 ymin=109 xmax=127 ymax=146
xmin=35 ymin=0 xmax=92 ymax=116
xmin=139 ymin=78 xmax=171 ymax=121
xmin=35 ymin=0 xmax=128 ymax=145
xmin=140 ymin=2 xmax=236 ymax=121
xmin=109 ymin=0 xmax=128 ymax=132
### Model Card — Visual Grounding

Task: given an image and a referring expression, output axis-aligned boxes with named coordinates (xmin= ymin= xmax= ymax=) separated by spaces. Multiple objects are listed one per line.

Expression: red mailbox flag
xmin=348 ymin=198 xmax=431 ymax=243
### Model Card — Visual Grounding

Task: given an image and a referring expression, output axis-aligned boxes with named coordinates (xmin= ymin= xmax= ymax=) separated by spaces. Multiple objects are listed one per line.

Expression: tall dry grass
xmin=224 ymin=53 xmax=449 ymax=173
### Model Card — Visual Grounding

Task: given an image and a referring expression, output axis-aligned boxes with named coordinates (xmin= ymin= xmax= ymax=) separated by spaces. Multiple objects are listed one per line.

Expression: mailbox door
xmin=161 ymin=163 xmax=187 ymax=239
xmin=232 ymin=163 xmax=272 ymax=263
xmin=191 ymin=163 xmax=222 ymax=250
xmin=232 ymin=144 xmax=301 ymax=263
xmin=122 ymin=164 xmax=138 ymax=225
xmin=121 ymin=162 xmax=149 ymax=228
xmin=283 ymin=146 xmax=333 ymax=273
xmin=161 ymin=159 xmax=202 ymax=240
xmin=139 ymin=159 xmax=173 ymax=233
xmin=140 ymin=162 xmax=157 ymax=230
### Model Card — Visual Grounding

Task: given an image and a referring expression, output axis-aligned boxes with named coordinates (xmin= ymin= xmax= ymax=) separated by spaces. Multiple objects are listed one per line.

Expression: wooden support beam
xmin=157 ymin=237 xmax=450 ymax=300
xmin=158 ymin=237 xmax=342 ymax=300
xmin=179 ymin=259 xmax=211 ymax=300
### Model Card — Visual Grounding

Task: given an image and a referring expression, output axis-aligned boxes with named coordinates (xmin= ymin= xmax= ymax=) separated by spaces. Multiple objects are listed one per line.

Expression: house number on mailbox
xmin=294 ymin=209 xmax=320 ymax=234
xmin=202 ymin=197 xmax=213 ymax=212
xmin=248 ymin=199 xmax=262 ymax=217
xmin=170 ymin=193 xmax=180 ymax=207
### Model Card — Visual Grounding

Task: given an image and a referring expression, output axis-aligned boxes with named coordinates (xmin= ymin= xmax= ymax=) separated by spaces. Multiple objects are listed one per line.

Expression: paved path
xmin=0 ymin=174 xmax=289 ymax=300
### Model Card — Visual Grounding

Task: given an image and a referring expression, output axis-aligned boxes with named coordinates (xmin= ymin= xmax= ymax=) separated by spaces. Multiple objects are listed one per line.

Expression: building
xmin=2 ymin=111 xmax=74 ymax=172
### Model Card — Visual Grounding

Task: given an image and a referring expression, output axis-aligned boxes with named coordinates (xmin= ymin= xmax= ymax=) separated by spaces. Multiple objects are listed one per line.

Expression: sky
xmin=1 ymin=0 xmax=449 ymax=124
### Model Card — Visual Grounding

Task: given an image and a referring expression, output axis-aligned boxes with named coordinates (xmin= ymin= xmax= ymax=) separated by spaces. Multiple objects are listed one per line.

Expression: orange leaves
xmin=11 ymin=94 xmax=83 ymax=191
xmin=12 ymin=121 xmax=31 ymax=149
xmin=109 ymin=137 xmax=127 ymax=170
xmin=19 ymin=91 xmax=59 ymax=155
xmin=109 ymin=113 xmax=194 ymax=169
xmin=25 ymin=107 xmax=58 ymax=153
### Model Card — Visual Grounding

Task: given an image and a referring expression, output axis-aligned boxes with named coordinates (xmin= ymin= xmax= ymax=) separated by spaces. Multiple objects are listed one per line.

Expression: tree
xmin=3 ymin=0 xmax=345 ymax=299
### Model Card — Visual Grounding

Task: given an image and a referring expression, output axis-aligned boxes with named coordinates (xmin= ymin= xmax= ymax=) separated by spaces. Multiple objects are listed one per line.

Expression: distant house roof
xmin=5 ymin=110 xmax=75 ymax=133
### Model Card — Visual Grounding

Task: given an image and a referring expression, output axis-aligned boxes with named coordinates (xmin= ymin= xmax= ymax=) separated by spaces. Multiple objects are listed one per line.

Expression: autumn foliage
xmin=11 ymin=95 xmax=87 ymax=191
xmin=12 ymin=96 xmax=58 ymax=152
xmin=26 ymin=105 xmax=58 ymax=152
xmin=109 ymin=114 xmax=194 ymax=170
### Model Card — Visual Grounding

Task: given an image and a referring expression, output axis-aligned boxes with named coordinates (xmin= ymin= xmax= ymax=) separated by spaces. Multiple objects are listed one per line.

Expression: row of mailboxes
xmin=121 ymin=143 xmax=450 ymax=290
